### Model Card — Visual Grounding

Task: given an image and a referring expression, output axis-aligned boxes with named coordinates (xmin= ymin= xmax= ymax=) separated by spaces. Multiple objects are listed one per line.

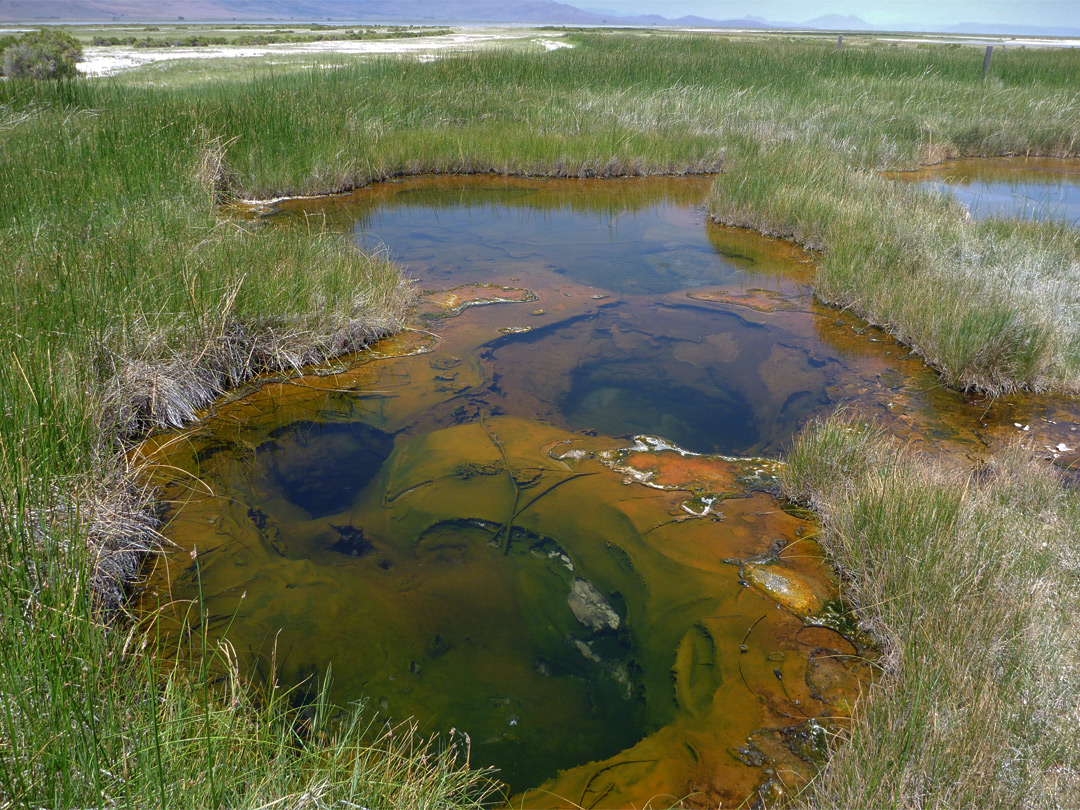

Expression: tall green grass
xmin=123 ymin=36 xmax=1080 ymax=394
xmin=93 ymin=34 xmax=1080 ymax=197
xmin=0 ymin=494 xmax=496 ymax=807
xmin=782 ymin=414 xmax=1080 ymax=808
xmin=1 ymin=33 xmax=1079 ymax=808
xmin=0 ymin=65 xmax=421 ymax=810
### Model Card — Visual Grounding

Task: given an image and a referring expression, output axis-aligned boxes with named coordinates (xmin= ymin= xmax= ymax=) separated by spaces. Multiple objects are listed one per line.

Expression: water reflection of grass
xmin=1 ymin=32 xmax=1079 ymax=808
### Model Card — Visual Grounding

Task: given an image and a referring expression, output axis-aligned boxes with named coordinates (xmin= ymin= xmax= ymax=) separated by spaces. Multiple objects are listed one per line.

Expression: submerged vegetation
xmin=0 ymin=31 xmax=1078 ymax=807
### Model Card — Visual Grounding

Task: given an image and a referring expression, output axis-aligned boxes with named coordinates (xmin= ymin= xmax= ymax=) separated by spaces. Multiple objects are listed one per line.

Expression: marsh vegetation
xmin=1 ymin=30 xmax=1078 ymax=808
xmin=86 ymin=25 xmax=453 ymax=48
xmin=783 ymin=415 xmax=1080 ymax=808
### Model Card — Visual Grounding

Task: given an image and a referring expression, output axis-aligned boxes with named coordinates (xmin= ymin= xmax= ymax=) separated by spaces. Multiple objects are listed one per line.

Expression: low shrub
xmin=1 ymin=28 xmax=83 ymax=79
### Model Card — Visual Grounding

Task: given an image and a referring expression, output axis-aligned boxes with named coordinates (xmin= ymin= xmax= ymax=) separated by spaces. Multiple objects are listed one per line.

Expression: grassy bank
xmin=710 ymin=145 xmax=1080 ymax=394
xmin=0 ymin=64 xmax=423 ymax=809
xmin=782 ymin=415 xmax=1080 ymax=807
xmin=0 ymin=33 xmax=1078 ymax=807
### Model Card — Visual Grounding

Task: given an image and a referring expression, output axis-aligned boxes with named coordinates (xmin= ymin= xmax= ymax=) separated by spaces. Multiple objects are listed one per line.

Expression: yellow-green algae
xmin=140 ymin=413 xmax=865 ymax=807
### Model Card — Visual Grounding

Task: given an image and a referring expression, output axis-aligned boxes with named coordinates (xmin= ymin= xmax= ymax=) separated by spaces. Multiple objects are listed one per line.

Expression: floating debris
xmin=581 ymin=434 xmax=784 ymax=496
xmin=421 ymin=283 xmax=537 ymax=319
xmin=687 ymin=287 xmax=801 ymax=313
xmin=742 ymin=562 xmax=829 ymax=618
xmin=568 ymin=578 xmax=620 ymax=632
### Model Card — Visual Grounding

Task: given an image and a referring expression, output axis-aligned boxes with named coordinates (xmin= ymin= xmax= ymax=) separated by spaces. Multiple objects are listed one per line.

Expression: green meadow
xmin=0 ymin=31 xmax=1078 ymax=807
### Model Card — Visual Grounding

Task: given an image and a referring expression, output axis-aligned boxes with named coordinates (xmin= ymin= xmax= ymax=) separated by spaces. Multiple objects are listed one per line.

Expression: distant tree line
xmin=88 ymin=27 xmax=452 ymax=49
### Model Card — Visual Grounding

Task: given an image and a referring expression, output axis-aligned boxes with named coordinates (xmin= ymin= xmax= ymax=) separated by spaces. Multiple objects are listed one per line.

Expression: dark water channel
xmin=139 ymin=175 xmax=1080 ymax=808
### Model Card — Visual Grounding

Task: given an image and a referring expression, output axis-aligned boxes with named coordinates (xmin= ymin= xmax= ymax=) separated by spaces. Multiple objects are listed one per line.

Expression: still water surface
xmin=895 ymin=156 xmax=1080 ymax=226
xmin=139 ymin=175 xmax=1080 ymax=807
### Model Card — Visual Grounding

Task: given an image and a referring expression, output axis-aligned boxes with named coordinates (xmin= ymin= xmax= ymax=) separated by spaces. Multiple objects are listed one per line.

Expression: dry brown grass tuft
xmin=85 ymin=466 xmax=164 ymax=614
xmin=94 ymin=241 xmax=414 ymax=444
xmin=195 ymin=134 xmax=237 ymax=203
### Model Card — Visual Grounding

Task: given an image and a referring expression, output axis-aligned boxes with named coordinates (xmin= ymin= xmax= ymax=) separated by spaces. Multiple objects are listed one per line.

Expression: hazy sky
xmin=588 ymin=1 xmax=1080 ymax=29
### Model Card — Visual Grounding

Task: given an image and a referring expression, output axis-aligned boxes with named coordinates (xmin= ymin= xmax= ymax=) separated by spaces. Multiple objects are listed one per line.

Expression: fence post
xmin=836 ymin=34 xmax=843 ymax=50
xmin=982 ymin=44 xmax=993 ymax=77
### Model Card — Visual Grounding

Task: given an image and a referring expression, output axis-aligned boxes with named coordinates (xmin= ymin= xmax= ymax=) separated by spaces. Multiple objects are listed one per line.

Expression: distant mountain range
xmin=0 ymin=1 xmax=857 ymax=28
xmin=2 ymin=0 xmax=1078 ymax=37
xmin=801 ymin=14 xmax=875 ymax=31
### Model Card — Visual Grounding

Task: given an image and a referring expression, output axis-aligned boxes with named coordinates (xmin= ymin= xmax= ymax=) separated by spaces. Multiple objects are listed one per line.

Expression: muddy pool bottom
xmin=139 ymin=175 xmax=882 ymax=807
xmin=140 ymin=403 xmax=868 ymax=807
xmin=137 ymin=169 xmax=1080 ymax=806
